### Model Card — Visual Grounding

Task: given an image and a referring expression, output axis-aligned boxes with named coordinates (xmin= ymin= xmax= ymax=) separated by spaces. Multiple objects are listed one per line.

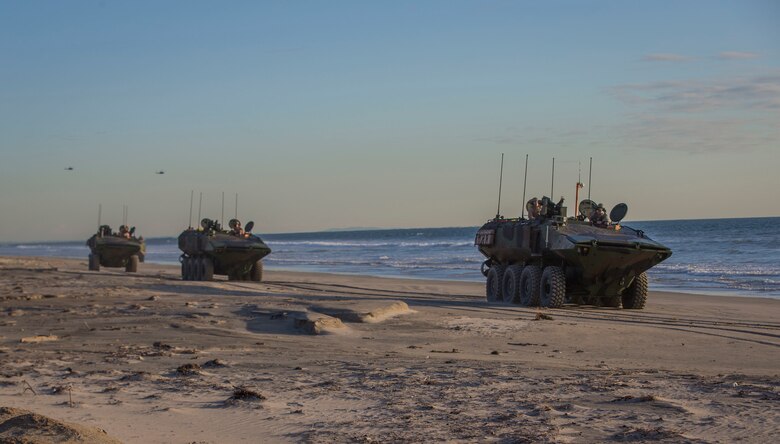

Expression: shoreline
xmin=1 ymin=254 xmax=778 ymax=301
xmin=2 ymin=255 xmax=779 ymax=442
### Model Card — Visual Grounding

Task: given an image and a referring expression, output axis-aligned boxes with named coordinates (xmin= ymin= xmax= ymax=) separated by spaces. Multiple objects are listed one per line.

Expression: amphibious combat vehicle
xmin=475 ymin=198 xmax=672 ymax=309
xmin=86 ymin=225 xmax=145 ymax=272
xmin=178 ymin=218 xmax=271 ymax=281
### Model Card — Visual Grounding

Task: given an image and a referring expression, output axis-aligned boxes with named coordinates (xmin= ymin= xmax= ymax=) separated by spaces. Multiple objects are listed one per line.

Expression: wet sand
xmin=1 ymin=256 xmax=778 ymax=443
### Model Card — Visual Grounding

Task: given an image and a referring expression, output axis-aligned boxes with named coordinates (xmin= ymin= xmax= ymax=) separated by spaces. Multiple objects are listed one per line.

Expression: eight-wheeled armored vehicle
xmin=178 ymin=218 xmax=271 ymax=281
xmin=86 ymin=225 xmax=145 ymax=272
xmin=475 ymin=199 xmax=671 ymax=309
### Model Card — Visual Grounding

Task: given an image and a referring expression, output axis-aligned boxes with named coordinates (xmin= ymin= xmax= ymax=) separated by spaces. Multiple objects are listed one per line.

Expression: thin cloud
xmin=718 ymin=51 xmax=761 ymax=60
xmin=642 ymin=53 xmax=694 ymax=62
xmin=610 ymin=72 xmax=780 ymax=153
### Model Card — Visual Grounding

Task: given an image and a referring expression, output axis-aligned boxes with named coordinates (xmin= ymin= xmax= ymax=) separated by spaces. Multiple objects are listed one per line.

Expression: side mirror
xmin=610 ymin=203 xmax=628 ymax=223
xmin=244 ymin=221 xmax=254 ymax=233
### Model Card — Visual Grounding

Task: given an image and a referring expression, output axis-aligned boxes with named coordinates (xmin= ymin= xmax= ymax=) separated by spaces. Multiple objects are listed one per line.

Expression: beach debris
xmin=534 ymin=313 xmax=554 ymax=321
xmin=203 ymin=359 xmax=227 ymax=368
xmin=611 ymin=395 xmax=656 ymax=403
xmin=224 ymin=387 xmax=266 ymax=406
xmin=153 ymin=341 xmax=173 ymax=350
xmin=175 ymin=363 xmax=201 ymax=376
xmin=22 ymin=380 xmax=37 ymax=396
xmin=430 ymin=348 xmax=460 ymax=354
xmin=20 ymin=335 xmax=59 ymax=343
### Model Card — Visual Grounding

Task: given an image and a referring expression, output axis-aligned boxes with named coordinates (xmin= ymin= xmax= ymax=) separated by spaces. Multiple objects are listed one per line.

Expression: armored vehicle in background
xmin=475 ymin=199 xmax=672 ymax=309
xmin=86 ymin=225 xmax=145 ymax=272
xmin=178 ymin=218 xmax=271 ymax=281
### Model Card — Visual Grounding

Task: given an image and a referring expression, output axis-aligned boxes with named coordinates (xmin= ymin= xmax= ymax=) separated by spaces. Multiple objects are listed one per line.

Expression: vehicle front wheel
xmin=540 ymin=266 xmax=565 ymax=308
xmin=622 ymin=273 xmax=648 ymax=309
xmin=250 ymin=260 xmax=263 ymax=282
xmin=485 ymin=264 xmax=507 ymax=303
xmin=88 ymin=254 xmax=100 ymax=272
xmin=126 ymin=255 xmax=139 ymax=273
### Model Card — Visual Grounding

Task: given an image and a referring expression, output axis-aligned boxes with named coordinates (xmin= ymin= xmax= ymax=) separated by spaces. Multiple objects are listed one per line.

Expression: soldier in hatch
xmin=591 ymin=203 xmax=609 ymax=228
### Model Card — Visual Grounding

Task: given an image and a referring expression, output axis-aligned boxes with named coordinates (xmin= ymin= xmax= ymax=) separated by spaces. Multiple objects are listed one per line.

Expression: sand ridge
xmin=1 ymin=256 xmax=779 ymax=442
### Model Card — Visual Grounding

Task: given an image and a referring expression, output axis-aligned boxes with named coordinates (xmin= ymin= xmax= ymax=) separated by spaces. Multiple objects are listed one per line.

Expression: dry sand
xmin=1 ymin=256 xmax=778 ymax=443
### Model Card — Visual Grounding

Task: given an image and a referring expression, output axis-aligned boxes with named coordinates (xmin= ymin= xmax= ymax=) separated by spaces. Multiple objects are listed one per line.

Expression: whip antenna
xmin=235 ymin=193 xmax=238 ymax=219
xmin=188 ymin=190 xmax=194 ymax=228
xmin=495 ymin=153 xmax=505 ymax=219
xmin=521 ymin=154 xmax=529 ymax=219
xmin=587 ymin=156 xmax=593 ymax=200
xmin=221 ymin=192 xmax=225 ymax=226
xmin=197 ymin=192 xmax=203 ymax=223
xmin=97 ymin=204 xmax=102 ymax=231
xmin=551 ymin=157 xmax=555 ymax=199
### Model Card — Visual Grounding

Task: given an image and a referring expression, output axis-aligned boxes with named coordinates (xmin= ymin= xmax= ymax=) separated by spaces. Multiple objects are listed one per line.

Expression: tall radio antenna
xmin=495 ymin=153 xmax=505 ymax=219
xmin=550 ymin=157 xmax=555 ymax=199
xmin=521 ymin=154 xmax=529 ymax=219
xmin=587 ymin=156 xmax=593 ymax=200
xmin=235 ymin=193 xmax=238 ymax=219
xmin=188 ymin=190 xmax=194 ymax=228
xmin=197 ymin=192 xmax=203 ymax=224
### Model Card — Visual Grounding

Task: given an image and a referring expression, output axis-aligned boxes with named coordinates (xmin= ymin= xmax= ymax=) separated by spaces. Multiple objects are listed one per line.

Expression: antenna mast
xmin=97 ymin=204 xmax=102 ymax=231
xmin=496 ymin=153 xmax=505 ymax=219
xmin=188 ymin=190 xmax=194 ymax=228
xmin=521 ymin=154 xmax=529 ymax=219
xmin=197 ymin=192 xmax=203 ymax=224
xmin=221 ymin=192 xmax=225 ymax=225
xmin=575 ymin=162 xmax=584 ymax=215
xmin=587 ymin=156 xmax=593 ymax=200
xmin=235 ymin=193 xmax=238 ymax=219
xmin=550 ymin=157 xmax=555 ymax=198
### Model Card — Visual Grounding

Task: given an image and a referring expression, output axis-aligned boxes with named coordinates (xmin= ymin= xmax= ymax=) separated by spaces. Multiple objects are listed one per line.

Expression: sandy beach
xmin=1 ymin=255 xmax=778 ymax=443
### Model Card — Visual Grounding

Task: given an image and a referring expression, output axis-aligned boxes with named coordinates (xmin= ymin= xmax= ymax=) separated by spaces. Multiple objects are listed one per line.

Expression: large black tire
xmin=125 ymin=255 xmax=139 ymax=273
xmin=485 ymin=264 xmax=507 ymax=303
xmin=182 ymin=257 xmax=192 ymax=281
xmin=622 ymin=273 xmax=648 ymax=309
xmin=519 ymin=265 xmax=541 ymax=306
xmin=502 ymin=265 xmax=523 ymax=304
xmin=540 ymin=266 xmax=566 ymax=308
xmin=250 ymin=260 xmax=263 ymax=282
xmin=201 ymin=257 xmax=214 ymax=281
xmin=88 ymin=254 xmax=100 ymax=272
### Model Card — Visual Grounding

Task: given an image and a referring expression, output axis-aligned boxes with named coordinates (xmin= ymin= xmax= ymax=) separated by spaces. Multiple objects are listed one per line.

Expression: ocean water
xmin=1 ymin=217 xmax=778 ymax=298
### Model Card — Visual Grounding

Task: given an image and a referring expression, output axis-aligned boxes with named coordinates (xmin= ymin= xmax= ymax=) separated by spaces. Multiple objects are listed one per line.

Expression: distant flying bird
xmin=65 ymin=167 xmax=74 ymax=171
xmin=155 ymin=171 xmax=165 ymax=175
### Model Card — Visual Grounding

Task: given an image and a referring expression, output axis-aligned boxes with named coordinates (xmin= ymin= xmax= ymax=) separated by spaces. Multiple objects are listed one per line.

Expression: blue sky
xmin=1 ymin=1 xmax=778 ymax=241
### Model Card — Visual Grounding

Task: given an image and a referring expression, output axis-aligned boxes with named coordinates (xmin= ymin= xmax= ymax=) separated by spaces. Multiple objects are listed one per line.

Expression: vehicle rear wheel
xmin=622 ymin=273 xmax=648 ymax=309
xmin=201 ymin=257 xmax=214 ymax=281
xmin=485 ymin=264 xmax=507 ymax=303
xmin=88 ymin=254 xmax=100 ymax=272
xmin=540 ymin=266 xmax=565 ymax=308
xmin=250 ymin=261 xmax=263 ymax=282
xmin=502 ymin=265 xmax=523 ymax=304
xmin=126 ymin=255 xmax=139 ymax=273
xmin=519 ymin=265 xmax=541 ymax=306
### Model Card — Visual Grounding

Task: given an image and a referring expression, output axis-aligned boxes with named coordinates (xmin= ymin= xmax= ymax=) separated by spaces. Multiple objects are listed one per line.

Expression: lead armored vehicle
xmin=86 ymin=225 xmax=145 ymax=272
xmin=178 ymin=218 xmax=271 ymax=281
xmin=475 ymin=198 xmax=671 ymax=309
